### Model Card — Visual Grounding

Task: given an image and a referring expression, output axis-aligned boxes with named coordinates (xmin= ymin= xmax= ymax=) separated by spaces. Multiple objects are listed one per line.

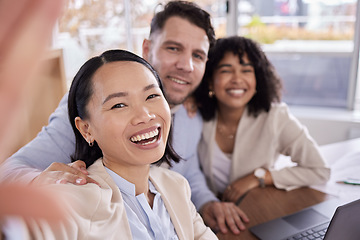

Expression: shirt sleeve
xmin=182 ymin=174 xmax=217 ymax=240
xmin=270 ymin=104 xmax=331 ymax=190
xmin=171 ymin=105 xmax=218 ymax=210
xmin=176 ymin=153 xmax=218 ymax=210
xmin=2 ymin=217 xmax=30 ymax=240
xmin=0 ymin=93 xmax=75 ymax=183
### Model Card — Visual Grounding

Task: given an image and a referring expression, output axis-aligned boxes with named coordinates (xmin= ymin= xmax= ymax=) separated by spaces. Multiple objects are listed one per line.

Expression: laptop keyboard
xmin=286 ymin=222 xmax=329 ymax=240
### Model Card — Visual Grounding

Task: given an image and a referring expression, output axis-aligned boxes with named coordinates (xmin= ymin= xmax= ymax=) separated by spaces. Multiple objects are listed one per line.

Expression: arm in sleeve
xmin=270 ymin=105 xmax=331 ymax=190
xmin=171 ymin=106 xmax=218 ymax=210
xmin=178 ymin=153 xmax=218 ymax=211
xmin=180 ymin=174 xmax=217 ymax=240
xmin=0 ymin=93 xmax=75 ymax=183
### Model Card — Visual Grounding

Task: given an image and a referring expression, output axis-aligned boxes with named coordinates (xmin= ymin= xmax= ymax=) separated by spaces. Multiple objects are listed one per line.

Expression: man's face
xmin=143 ymin=16 xmax=210 ymax=107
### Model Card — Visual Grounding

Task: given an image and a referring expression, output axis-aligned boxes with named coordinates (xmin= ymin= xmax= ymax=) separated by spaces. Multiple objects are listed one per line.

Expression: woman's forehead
xmin=92 ymin=61 xmax=159 ymax=94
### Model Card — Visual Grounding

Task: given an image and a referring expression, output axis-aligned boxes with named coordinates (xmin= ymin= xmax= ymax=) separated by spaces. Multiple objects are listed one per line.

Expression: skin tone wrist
xmin=264 ymin=169 xmax=273 ymax=186
xmin=224 ymin=170 xmax=274 ymax=203
xmin=249 ymin=174 xmax=261 ymax=189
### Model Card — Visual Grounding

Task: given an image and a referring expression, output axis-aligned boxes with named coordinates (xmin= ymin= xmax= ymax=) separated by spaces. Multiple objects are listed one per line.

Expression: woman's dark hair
xmin=194 ymin=36 xmax=283 ymax=121
xmin=68 ymin=49 xmax=180 ymax=167
xmin=150 ymin=1 xmax=215 ymax=48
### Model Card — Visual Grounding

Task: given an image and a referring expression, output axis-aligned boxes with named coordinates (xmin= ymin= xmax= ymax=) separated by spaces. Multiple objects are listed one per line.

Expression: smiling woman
xmin=194 ymin=36 xmax=330 ymax=204
xmin=68 ymin=52 xmax=175 ymax=169
xmin=5 ymin=49 xmax=217 ymax=239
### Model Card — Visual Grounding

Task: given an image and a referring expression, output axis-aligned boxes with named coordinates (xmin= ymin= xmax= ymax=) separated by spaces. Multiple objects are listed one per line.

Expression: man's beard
xmin=164 ymin=92 xmax=187 ymax=107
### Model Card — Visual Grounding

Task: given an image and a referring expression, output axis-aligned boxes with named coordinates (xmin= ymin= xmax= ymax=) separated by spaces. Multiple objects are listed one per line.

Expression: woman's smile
xmin=130 ymin=126 xmax=161 ymax=147
xmin=226 ymin=88 xmax=246 ymax=98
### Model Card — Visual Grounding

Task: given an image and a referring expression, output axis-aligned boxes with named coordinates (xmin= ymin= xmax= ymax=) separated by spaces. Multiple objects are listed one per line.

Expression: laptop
xmin=250 ymin=198 xmax=360 ymax=240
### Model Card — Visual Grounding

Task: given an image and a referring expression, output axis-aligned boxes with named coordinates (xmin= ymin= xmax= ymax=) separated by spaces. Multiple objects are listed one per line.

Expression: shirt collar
xmin=104 ymin=166 xmax=159 ymax=196
xmin=170 ymin=104 xmax=181 ymax=114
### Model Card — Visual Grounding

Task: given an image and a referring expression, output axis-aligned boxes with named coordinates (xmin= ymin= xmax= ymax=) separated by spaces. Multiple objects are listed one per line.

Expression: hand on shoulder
xmin=32 ymin=160 xmax=99 ymax=186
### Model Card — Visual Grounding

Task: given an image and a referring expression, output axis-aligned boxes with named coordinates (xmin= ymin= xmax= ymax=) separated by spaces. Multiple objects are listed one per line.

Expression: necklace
xmin=217 ymin=123 xmax=237 ymax=139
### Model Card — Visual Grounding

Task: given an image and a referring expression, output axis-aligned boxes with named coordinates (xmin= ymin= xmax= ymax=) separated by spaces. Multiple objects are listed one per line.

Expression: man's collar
xmin=170 ymin=104 xmax=182 ymax=114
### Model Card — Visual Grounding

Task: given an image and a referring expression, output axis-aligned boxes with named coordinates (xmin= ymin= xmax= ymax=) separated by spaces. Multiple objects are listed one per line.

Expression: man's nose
xmin=176 ymin=52 xmax=194 ymax=72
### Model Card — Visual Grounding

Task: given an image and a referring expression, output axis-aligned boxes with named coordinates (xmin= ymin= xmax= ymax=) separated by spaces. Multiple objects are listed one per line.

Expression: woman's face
xmin=77 ymin=61 xmax=171 ymax=167
xmin=211 ymin=52 xmax=257 ymax=112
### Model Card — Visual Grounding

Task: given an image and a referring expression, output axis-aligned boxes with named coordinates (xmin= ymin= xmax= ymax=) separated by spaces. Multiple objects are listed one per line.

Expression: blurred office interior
xmin=37 ymin=0 xmax=360 ymax=147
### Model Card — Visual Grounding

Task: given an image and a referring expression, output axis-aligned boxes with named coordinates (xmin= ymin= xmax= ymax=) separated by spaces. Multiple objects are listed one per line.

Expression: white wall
xmin=289 ymin=106 xmax=360 ymax=145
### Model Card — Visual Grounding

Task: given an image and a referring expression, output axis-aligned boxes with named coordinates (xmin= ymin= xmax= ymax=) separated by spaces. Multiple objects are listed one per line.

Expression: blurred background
xmin=20 ymin=0 xmax=360 ymax=156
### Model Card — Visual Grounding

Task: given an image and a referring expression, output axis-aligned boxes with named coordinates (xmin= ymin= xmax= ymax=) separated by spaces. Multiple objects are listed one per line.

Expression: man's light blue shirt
xmin=105 ymin=167 xmax=178 ymax=240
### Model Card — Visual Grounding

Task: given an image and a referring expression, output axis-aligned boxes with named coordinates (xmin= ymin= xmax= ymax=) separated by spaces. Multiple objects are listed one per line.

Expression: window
xmin=229 ymin=0 xmax=360 ymax=109
xmin=54 ymin=0 xmax=360 ymax=110
xmin=54 ymin=0 xmax=226 ymax=86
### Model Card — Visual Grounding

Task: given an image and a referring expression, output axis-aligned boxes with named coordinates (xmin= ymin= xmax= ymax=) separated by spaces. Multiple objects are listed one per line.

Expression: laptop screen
xmin=324 ymin=198 xmax=360 ymax=240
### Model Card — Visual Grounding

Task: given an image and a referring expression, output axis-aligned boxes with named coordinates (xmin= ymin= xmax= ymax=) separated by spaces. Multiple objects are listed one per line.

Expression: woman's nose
xmin=233 ymin=70 xmax=244 ymax=83
xmin=131 ymin=106 xmax=155 ymax=125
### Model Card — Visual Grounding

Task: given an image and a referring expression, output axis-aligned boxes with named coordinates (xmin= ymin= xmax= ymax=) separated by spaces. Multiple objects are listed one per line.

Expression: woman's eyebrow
xmin=217 ymin=63 xmax=254 ymax=69
xmin=216 ymin=63 xmax=232 ymax=69
xmin=103 ymin=84 xmax=159 ymax=104
xmin=144 ymin=83 xmax=158 ymax=91
xmin=103 ymin=92 xmax=127 ymax=104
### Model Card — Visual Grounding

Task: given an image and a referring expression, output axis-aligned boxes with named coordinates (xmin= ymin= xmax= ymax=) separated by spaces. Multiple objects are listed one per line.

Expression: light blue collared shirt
xmin=105 ymin=167 xmax=179 ymax=240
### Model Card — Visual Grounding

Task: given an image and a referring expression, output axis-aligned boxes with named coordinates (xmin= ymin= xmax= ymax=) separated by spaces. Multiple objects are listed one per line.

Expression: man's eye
xmin=147 ymin=94 xmax=160 ymax=100
xmin=193 ymin=53 xmax=204 ymax=61
xmin=111 ymin=103 xmax=126 ymax=109
xmin=167 ymin=47 xmax=179 ymax=52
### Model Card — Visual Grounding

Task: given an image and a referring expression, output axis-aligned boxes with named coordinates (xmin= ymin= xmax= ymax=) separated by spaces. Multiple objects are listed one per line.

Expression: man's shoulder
xmin=171 ymin=105 xmax=203 ymax=157
xmin=173 ymin=104 xmax=202 ymax=123
xmin=172 ymin=104 xmax=202 ymax=133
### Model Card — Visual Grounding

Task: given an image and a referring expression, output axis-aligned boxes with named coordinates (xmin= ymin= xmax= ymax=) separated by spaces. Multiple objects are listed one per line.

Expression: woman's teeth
xmin=228 ymin=89 xmax=245 ymax=94
xmin=130 ymin=128 xmax=159 ymax=145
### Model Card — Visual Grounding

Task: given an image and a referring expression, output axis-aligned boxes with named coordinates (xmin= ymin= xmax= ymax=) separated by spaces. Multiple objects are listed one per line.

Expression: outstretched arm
xmin=0 ymin=0 xmax=65 ymax=161
xmin=1 ymin=94 xmax=98 ymax=185
xmin=0 ymin=0 xmax=88 ymax=185
xmin=1 ymin=94 xmax=75 ymax=183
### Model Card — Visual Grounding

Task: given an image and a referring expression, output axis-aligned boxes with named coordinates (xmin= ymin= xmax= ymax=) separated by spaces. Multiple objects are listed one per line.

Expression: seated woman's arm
xmin=270 ymin=104 xmax=330 ymax=190
xmin=222 ymin=104 xmax=330 ymax=203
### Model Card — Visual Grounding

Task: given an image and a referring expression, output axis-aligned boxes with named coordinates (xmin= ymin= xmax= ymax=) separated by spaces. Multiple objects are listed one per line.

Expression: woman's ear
xmin=75 ymin=117 xmax=92 ymax=143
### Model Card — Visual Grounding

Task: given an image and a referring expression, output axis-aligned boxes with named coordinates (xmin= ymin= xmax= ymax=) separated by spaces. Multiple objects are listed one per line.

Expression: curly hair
xmin=150 ymin=1 xmax=215 ymax=48
xmin=194 ymin=36 xmax=283 ymax=121
xmin=68 ymin=49 xmax=180 ymax=167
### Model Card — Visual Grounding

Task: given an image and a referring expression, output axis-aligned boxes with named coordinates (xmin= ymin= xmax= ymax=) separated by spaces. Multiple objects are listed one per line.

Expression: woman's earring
xmin=88 ymin=140 xmax=94 ymax=147
xmin=208 ymin=90 xmax=215 ymax=98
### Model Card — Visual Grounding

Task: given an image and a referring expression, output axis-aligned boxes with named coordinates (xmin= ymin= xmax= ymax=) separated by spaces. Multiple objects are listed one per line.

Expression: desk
xmin=217 ymin=187 xmax=334 ymax=240
xmin=311 ymin=138 xmax=360 ymax=201
xmin=217 ymin=138 xmax=360 ymax=239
